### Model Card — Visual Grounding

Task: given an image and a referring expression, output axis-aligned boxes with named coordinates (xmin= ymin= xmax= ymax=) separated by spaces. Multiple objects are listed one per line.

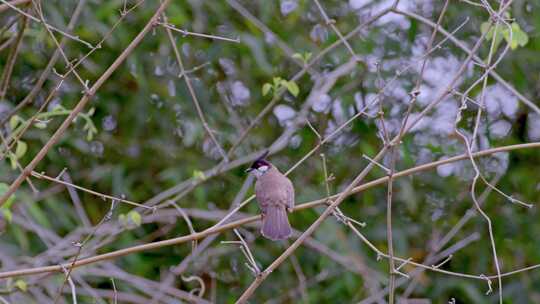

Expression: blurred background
xmin=1 ymin=0 xmax=540 ymax=303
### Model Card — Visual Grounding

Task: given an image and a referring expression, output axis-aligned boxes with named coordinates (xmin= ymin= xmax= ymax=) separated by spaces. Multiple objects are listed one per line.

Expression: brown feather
xmin=255 ymin=166 xmax=294 ymax=240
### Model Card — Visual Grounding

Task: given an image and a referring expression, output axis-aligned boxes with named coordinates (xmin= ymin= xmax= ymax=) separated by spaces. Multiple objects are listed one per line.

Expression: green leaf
xmin=27 ymin=201 xmax=51 ymax=228
xmin=52 ymin=104 xmax=64 ymax=112
xmin=128 ymin=210 xmax=142 ymax=226
xmin=503 ymin=22 xmax=529 ymax=50
xmin=285 ymin=81 xmax=299 ymax=97
xmin=9 ymin=115 xmax=21 ymax=130
xmin=514 ymin=24 xmax=529 ymax=47
xmin=2 ymin=209 xmax=12 ymax=223
xmin=262 ymin=83 xmax=272 ymax=96
xmin=15 ymin=140 xmax=27 ymax=159
xmin=407 ymin=18 xmax=418 ymax=42
xmin=34 ymin=121 xmax=47 ymax=129
xmin=482 ymin=21 xmax=504 ymax=52
xmin=292 ymin=53 xmax=303 ymax=61
xmin=8 ymin=153 xmax=17 ymax=170
xmin=192 ymin=170 xmax=206 ymax=181
xmin=11 ymin=225 xmax=29 ymax=250
xmin=86 ymin=129 xmax=94 ymax=141
xmin=480 ymin=22 xmax=490 ymax=36
xmin=15 ymin=279 xmax=27 ymax=292
xmin=293 ymin=52 xmax=312 ymax=64
xmin=0 ymin=183 xmax=15 ymax=209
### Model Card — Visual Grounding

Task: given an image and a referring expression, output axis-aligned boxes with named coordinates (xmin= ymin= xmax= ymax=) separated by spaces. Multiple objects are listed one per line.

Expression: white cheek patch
xmin=253 ymin=165 xmax=269 ymax=178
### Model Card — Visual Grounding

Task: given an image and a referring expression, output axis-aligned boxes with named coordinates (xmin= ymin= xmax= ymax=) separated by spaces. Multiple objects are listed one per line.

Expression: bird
xmin=246 ymin=154 xmax=294 ymax=241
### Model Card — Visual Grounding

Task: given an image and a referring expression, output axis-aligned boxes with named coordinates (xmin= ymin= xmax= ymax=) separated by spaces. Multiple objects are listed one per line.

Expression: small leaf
xmin=86 ymin=128 xmax=94 ymax=141
xmin=86 ymin=131 xmax=93 ymax=141
xmin=9 ymin=115 xmax=21 ymax=130
xmin=2 ymin=209 xmax=12 ymax=223
xmin=15 ymin=140 xmax=27 ymax=159
xmin=304 ymin=52 xmax=312 ymax=62
xmin=292 ymin=53 xmax=303 ymax=61
xmin=52 ymin=104 xmax=64 ymax=112
xmin=0 ymin=183 xmax=16 ymax=209
xmin=285 ymin=81 xmax=299 ymax=97
xmin=192 ymin=170 xmax=206 ymax=181
xmin=34 ymin=121 xmax=47 ymax=129
xmin=87 ymin=107 xmax=95 ymax=116
xmin=8 ymin=153 xmax=17 ymax=170
xmin=15 ymin=279 xmax=27 ymax=292
xmin=128 ymin=210 xmax=142 ymax=226
xmin=503 ymin=22 xmax=528 ymax=50
xmin=262 ymin=83 xmax=272 ymax=96
xmin=482 ymin=21 xmax=504 ymax=51
xmin=480 ymin=22 xmax=491 ymax=35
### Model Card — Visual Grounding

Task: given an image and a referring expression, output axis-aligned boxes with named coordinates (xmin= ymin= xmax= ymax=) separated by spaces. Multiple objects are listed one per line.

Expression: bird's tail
xmin=261 ymin=206 xmax=292 ymax=241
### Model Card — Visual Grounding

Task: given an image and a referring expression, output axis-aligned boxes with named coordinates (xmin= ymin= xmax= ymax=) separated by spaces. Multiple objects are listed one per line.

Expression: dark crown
xmin=248 ymin=150 xmax=270 ymax=170
xmin=249 ymin=159 xmax=270 ymax=169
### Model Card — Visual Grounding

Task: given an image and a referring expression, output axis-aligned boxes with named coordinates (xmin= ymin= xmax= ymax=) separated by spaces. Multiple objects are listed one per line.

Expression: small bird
xmin=246 ymin=154 xmax=294 ymax=241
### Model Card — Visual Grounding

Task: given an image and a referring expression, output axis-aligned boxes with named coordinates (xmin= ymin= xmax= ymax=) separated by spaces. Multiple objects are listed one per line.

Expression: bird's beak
xmin=245 ymin=168 xmax=253 ymax=173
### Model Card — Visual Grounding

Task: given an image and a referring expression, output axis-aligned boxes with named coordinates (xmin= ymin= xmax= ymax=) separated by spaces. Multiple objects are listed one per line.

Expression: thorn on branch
xmin=362 ymin=154 xmax=390 ymax=174
xmin=432 ymin=254 xmax=452 ymax=269
xmin=396 ymin=257 xmax=412 ymax=272
xmin=509 ymin=196 xmax=533 ymax=209
xmin=480 ymin=274 xmax=493 ymax=295
xmin=55 ymin=168 xmax=68 ymax=179
xmin=181 ymin=275 xmax=206 ymax=298
xmin=472 ymin=61 xmax=487 ymax=69
xmin=331 ymin=207 xmax=366 ymax=228
xmin=52 ymin=68 xmax=65 ymax=79
xmin=392 ymin=269 xmax=409 ymax=278
xmin=104 ymin=199 xmax=117 ymax=221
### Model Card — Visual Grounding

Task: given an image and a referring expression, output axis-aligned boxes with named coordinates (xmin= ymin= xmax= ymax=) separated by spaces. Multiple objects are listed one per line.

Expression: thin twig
xmin=0 ymin=8 xmax=27 ymax=101
xmin=0 ymin=0 xmax=173 ymax=207
xmin=0 ymin=0 xmax=93 ymax=48
xmin=1 ymin=142 xmax=539 ymax=279
xmin=235 ymin=20 xmax=492 ymax=302
xmin=162 ymin=14 xmax=229 ymax=162
xmin=31 ymin=171 xmax=152 ymax=210
xmin=157 ymin=21 xmax=240 ymax=43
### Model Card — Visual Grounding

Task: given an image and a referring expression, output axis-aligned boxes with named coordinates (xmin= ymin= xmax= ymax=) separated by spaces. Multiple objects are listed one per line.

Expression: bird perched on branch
xmin=246 ymin=153 xmax=294 ymax=240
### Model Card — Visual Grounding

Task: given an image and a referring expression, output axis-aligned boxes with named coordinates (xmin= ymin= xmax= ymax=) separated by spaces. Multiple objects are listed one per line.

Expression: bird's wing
xmin=254 ymin=180 xmax=269 ymax=209
xmin=285 ymin=178 xmax=294 ymax=210
xmin=255 ymin=172 xmax=292 ymax=210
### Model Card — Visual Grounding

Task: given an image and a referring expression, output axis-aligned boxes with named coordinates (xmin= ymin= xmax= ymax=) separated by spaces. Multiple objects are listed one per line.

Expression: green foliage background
xmin=1 ymin=0 xmax=540 ymax=303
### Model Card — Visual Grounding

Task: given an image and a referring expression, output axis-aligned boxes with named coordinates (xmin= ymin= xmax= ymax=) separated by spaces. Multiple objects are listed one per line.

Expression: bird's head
xmin=246 ymin=152 xmax=272 ymax=178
